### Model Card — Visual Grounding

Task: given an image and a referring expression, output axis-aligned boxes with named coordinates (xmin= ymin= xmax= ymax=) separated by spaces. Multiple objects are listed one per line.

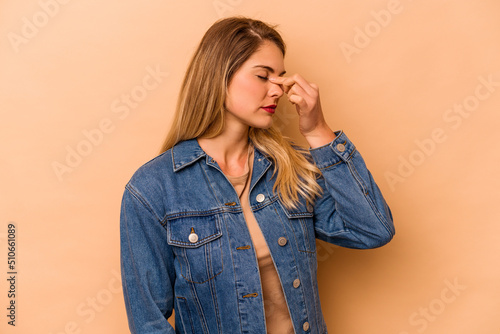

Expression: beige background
xmin=1 ymin=0 xmax=499 ymax=333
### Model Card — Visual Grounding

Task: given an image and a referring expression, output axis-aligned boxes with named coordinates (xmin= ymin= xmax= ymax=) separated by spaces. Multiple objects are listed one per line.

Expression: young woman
xmin=120 ymin=16 xmax=395 ymax=334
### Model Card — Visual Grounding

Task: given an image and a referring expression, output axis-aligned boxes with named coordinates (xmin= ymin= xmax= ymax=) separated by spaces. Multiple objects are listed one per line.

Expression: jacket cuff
xmin=308 ymin=130 xmax=356 ymax=169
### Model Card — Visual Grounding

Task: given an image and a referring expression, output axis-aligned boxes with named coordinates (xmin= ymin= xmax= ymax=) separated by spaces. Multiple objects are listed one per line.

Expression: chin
xmin=250 ymin=120 xmax=273 ymax=130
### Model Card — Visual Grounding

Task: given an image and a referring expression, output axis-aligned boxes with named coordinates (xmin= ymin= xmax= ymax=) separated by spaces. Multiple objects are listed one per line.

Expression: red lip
xmin=262 ymin=104 xmax=277 ymax=114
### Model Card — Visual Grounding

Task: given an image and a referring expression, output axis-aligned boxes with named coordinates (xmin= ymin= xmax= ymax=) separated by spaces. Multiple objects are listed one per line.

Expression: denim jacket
xmin=120 ymin=131 xmax=395 ymax=334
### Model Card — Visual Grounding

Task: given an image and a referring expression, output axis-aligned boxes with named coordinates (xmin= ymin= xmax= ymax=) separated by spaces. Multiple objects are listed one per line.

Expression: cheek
xmin=227 ymin=78 xmax=262 ymax=111
xmin=234 ymin=76 xmax=264 ymax=100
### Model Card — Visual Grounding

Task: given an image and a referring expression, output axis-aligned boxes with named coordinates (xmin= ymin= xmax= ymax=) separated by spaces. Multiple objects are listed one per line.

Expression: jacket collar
xmin=171 ymin=138 xmax=271 ymax=173
xmin=171 ymin=139 xmax=207 ymax=172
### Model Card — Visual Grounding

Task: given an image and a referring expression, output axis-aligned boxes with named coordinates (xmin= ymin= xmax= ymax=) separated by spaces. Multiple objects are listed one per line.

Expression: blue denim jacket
xmin=120 ymin=131 xmax=395 ymax=334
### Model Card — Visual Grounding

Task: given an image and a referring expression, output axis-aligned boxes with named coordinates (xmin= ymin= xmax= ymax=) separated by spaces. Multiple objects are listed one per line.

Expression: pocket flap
xmin=281 ymin=200 xmax=314 ymax=219
xmin=167 ymin=214 xmax=222 ymax=248
xmin=284 ymin=210 xmax=314 ymax=219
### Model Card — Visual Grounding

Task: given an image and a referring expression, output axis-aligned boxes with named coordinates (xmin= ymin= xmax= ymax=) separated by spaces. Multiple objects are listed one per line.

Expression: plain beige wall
xmin=1 ymin=0 xmax=499 ymax=333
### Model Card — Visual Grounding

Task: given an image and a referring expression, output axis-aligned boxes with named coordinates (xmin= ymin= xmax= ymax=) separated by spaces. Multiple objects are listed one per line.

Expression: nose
xmin=268 ymin=81 xmax=284 ymax=99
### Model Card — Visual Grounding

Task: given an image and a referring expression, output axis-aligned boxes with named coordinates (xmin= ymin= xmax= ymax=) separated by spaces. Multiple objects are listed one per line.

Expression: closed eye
xmin=257 ymin=75 xmax=269 ymax=81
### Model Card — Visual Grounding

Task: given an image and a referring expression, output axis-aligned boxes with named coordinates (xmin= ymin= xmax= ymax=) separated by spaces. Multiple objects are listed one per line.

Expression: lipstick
xmin=262 ymin=104 xmax=277 ymax=113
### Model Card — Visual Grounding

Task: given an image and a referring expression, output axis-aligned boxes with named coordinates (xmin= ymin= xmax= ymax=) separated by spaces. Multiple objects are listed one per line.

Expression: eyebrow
xmin=253 ymin=65 xmax=286 ymax=76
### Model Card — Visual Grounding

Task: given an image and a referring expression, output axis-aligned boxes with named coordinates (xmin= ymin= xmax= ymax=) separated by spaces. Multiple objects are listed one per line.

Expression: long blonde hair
xmin=160 ymin=16 xmax=322 ymax=209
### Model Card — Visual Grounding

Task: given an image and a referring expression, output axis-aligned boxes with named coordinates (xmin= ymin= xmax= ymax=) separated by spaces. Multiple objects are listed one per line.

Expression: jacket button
xmin=307 ymin=204 xmax=313 ymax=213
xmin=303 ymin=321 xmax=310 ymax=331
xmin=188 ymin=232 xmax=198 ymax=243
xmin=293 ymin=278 xmax=301 ymax=288
xmin=277 ymin=237 xmax=287 ymax=246
xmin=336 ymin=143 xmax=345 ymax=152
xmin=256 ymin=194 xmax=265 ymax=202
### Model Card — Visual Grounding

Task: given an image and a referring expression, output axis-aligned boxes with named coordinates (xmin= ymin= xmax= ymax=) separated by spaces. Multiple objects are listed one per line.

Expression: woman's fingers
xmin=269 ymin=76 xmax=294 ymax=94
xmin=286 ymin=83 xmax=303 ymax=103
xmin=270 ymin=75 xmax=316 ymax=111
xmin=270 ymin=74 xmax=317 ymax=97
xmin=270 ymin=74 xmax=334 ymax=145
xmin=269 ymin=74 xmax=318 ymax=99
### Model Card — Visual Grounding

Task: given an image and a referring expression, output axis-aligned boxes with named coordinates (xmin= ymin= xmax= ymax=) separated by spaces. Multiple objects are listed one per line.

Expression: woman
xmin=120 ymin=16 xmax=395 ymax=334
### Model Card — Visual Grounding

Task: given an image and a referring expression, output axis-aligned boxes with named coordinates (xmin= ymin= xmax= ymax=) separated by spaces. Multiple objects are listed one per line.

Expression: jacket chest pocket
xmin=283 ymin=204 xmax=317 ymax=254
xmin=166 ymin=214 xmax=224 ymax=284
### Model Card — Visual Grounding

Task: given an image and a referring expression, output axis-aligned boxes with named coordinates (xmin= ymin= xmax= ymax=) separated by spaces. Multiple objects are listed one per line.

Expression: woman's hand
xmin=270 ymin=74 xmax=336 ymax=148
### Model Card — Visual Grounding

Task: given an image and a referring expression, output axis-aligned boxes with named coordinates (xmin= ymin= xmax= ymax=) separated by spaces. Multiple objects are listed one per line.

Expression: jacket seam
xmin=222 ymin=214 xmax=245 ymax=334
xmin=175 ymin=239 xmax=224 ymax=284
xmin=120 ymin=257 xmax=138 ymax=334
xmin=122 ymin=198 xmax=164 ymax=333
xmin=125 ymin=183 xmax=162 ymax=223
xmin=175 ymin=296 xmax=191 ymax=334
xmin=345 ymin=159 xmax=394 ymax=241
xmin=169 ymin=233 xmax=221 ymax=246
xmin=208 ymin=274 xmax=222 ymax=333
xmin=316 ymin=147 xmax=356 ymax=171
xmin=161 ymin=209 xmax=224 ymax=226
xmin=188 ymin=280 xmax=210 ymax=333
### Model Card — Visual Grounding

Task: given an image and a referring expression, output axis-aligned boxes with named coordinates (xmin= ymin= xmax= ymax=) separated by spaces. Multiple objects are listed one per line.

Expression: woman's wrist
xmin=303 ymin=124 xmax=336 ymax=149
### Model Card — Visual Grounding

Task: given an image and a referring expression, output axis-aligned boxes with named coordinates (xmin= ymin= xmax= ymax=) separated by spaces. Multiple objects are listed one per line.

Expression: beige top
xmin=225 ymin=148 xmax=294 ymax=334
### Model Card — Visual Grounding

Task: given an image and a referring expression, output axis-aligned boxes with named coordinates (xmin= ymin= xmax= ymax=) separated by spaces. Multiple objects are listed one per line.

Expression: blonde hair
xmin=160 ymin=16 xmax=322 ymax=209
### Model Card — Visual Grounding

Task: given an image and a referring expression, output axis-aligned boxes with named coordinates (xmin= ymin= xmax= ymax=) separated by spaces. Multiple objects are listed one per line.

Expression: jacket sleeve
xmin=309 ymin=131 xmax=395 ymax=249
xmin=120 ymin=184 xmax=176 ymax=333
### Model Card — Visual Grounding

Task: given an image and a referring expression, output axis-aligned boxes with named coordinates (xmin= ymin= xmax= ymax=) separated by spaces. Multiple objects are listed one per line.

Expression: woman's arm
xmin=309 ymin=130 xmax=395 ymax=249
xmin=120 ymin=185 xmax=176 ymax=333
xmin=270 ymin=74 xmax=394 ymax=248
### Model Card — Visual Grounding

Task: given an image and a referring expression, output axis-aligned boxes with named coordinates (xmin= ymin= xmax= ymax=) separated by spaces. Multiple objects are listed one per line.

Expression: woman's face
xmin=224 ymin=40 xmax=286 ymax=130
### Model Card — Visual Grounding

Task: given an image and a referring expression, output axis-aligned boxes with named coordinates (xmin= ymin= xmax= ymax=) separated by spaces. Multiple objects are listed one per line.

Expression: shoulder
xmin=125 ymin=138 xmax=204 ymax=202
xmin=123 ymin=149 xmax=175 ymax=212
xmin=128 ymin=149 xmax=173 ymax=188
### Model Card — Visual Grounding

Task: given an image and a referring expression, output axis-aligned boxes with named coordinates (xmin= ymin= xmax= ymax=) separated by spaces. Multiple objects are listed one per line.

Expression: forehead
xmin=244 ymin=41 xmax=285 ymax=73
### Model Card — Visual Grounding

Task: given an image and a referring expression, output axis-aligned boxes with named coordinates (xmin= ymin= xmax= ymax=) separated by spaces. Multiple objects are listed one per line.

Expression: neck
xmin=197 ymin=121 xmax=251 ymax=176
